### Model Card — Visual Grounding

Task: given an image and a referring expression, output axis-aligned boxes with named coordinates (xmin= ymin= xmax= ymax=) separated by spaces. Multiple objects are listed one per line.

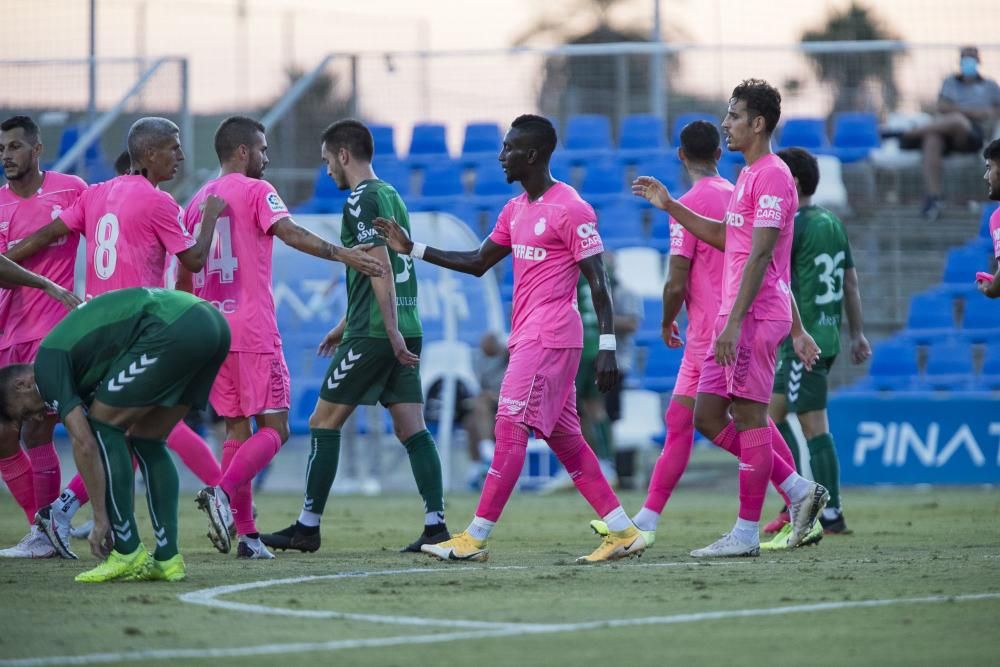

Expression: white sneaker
xmin=236 ymin=536 xmax=275 ymax=560
xmin=70 ymin=519 xmax=94 ymax=540
xmin=690 ymin=531 xmax=760 ymax=558
xmin=195 ymin=486 xmax=234 ymax=553
xmin=0 ymin=526 xmax=56 ymax=558
xmin=35 ymin=504 xmax=77 ymax=559
xmin=788 ymin=482 xmax=830 ymax=548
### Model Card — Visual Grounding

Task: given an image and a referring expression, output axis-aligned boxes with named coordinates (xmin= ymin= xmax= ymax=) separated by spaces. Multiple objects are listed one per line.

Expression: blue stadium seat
xmin=641 ymin=342 xmax=684 ymax=393
xmin=830 ymin=112 xmax=880 ymax=163
xmin=563 ymin=114 xmax=613 ymax=164
xmin=720 ymin=151 xmax=746 ymax=181
xmin=975 ymin=343 xmax=1000 ymax=390
xmin=293 ymin=165 xmax=347 ymax=214
xmin=941 ymin=244 xmax=992 ymax=293
xmin=867 ymin=340 xmax=919 ymax=391
xmin=419 ymin=161 xmax=464 ymax=198
xmin=962 ymin=300 xmax=1000 ymax=343
xmin=370 ymin=124 xmax=397 ymax=160
xmin=594 ymin=199 xmax=643 ymax=250
xmin=635 ymin=298 xmax=665 ymax=345
xmin=407 ymin=123 xmax=449 ymax=166
xmin=460 ymin=122 xmax=501 ymax=164
xmin=634 ymin=154 xmax=685 ymax=200
xmin=921 ymin=339 xmax=974 ymax=391
xmin=472 ymin=160 xmax=517 ymax=197
xmin=373 ymin=158 xmax=412 ymax=197
xmin=618 ymin=114 xmax=666 ymax=163
xmin=778 ymin=118 xmax=829 ymax=151
xmin=649 ymin=216 xmax=672 ymax=253
xmin=979 ymin=202 xmax=999 ymax=240
xmin=670 ymin=112 xmax=719 ymax=146
xmin=580 ymin=160 xmax=626 ymax=204
xmin=550 ymin=153 xmax=575 ymax=186
xmin=290 ymin=386 xmax=320 ymax=435
xmin=903 ymin=291 xmax=956 ymax=344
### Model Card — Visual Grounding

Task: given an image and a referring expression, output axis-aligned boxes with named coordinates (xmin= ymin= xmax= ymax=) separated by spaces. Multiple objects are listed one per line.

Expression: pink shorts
xmin=496 ymin=343 xmax=582 ymax=439
xmin=0 ymin=338 xmax=43 ymax=366
xmin=697 ymin=314 xmax=791 ymax=404
xmin=672 ymin=341 xmax=710 ymax=399
xmin=209 ymin=349 xmax=291 ymax=418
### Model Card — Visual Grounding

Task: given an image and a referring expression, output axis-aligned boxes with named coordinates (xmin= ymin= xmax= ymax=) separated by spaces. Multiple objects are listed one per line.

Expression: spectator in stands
xmin=896 ymin=46 xmax=1000 ymax=220
xmin=463 ymin=331 xmax=508 ymax=488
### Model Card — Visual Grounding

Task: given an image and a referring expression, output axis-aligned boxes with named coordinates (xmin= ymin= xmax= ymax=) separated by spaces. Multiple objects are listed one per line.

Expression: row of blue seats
xmin=846 ymin=339 xmax=1000 ymax=392
xmin=374 ymin=112 xmax=881 ymax=166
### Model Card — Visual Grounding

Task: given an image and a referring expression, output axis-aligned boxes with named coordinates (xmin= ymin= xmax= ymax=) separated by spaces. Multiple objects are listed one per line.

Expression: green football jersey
xmin=340 ymin=179 xmax=422 ymax=339
xmin=577 ymin=273 xmax=599 ymax=358
xmin=36 ymin=287 xmax=205 ymax=419
xmin=783 ymin=205 xmax=854 ymax=357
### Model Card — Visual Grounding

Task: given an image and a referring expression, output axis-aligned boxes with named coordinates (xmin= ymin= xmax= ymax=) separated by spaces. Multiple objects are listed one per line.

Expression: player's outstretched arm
xmin=789 ymin=293 xmax=820 ymax=371
xmin=176 ymin=194 xmax=226 ymax=272
xmin=372 ymin=216 xmax=511 ymax=276
xmin=3 ymin=219 xmax=71 ymax=265
xmin=367 ymin=245 xmax=419 ymax=368
xmin=579 ymin=254 xmax=620 ymax=393
xmin=843 ymin=266 xmax=871 ymax=364
xmin=715 ymin=226 xmax=779 ymax=366
xmin=271 ymin=218 xmax=384 ymax=277
xmin=632 ymin=176 xmax=726 ymax=250
xmin=661 ymin=255 xmax=689 ymax=349
xmin=0 ymin=254 xmax=80 ymax=309
xmin=63 ymin=406 xmax=112 ymax=559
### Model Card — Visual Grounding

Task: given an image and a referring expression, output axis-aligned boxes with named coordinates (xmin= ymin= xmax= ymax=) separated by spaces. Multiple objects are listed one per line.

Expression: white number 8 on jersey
xmin=94 ymin=213 xmax=120 ymax=279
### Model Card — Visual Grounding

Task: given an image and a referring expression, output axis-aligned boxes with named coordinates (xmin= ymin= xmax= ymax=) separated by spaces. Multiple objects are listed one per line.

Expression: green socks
xmin=89 ymin=418 xmax=140 ymax=555
xmin=402 ymin=430 xmax=444 ymax=515
xmin=776 ymin=420 xmax=802 ymax=473
xmin=131 ymin=436 xmax=180 ymax=561
xmin=303 ymin=429 xmax=341 ymax=517
xmin=807 ymin=433 xmax=841 ymax=510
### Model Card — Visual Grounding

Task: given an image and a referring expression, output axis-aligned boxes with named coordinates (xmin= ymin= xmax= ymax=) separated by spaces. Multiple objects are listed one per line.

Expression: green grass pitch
xmin=0 ymin=487 xmax=997 ymax=666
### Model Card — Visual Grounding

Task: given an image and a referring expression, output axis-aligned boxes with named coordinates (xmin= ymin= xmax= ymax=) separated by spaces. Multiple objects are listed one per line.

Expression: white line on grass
xmin=2 ymin=592 xmax=998 ymax=667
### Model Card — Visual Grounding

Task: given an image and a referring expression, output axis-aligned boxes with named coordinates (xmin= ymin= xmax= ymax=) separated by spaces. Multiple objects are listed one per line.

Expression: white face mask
xmin=960 ymin=56 xmax=979 ymax=77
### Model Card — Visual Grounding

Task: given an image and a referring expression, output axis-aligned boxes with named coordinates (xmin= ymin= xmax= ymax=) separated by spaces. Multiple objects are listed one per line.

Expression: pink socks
xmin=643 ymin=401 xmax=695 ymax=514
xmin=166 ymin=422 xmax=222 ymax=486
xmin=218 ymin=428 xmax=282 ymax=500
xmin=474 ymin=418 xmax=528 ymax=522
xmin=737 ymin=427 xmax=773 ymax=522
xmin=26 ymin=443 xmax=60 ymax=509
xmin=548 ymin=431 xmax=620 ymax=517
xmin=66 ymin=473 xmax=90 ymax=506
xmin=221 ymin=439 xmax=256 ymax=536
xmin=1 ymin=450 xmax=36 ymax=524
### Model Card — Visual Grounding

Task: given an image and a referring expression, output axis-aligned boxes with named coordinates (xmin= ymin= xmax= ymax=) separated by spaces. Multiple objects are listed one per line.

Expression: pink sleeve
xmin=254 ymin=181 xmax=290 ymax=233
xmin=751 ymin=167 xmax=795 ymax=229
xmin=669 ymin=218 xmax=697 ymax=259
xmin=151 ymin=195 xmax=197 ymax=256
xmin=58 ymin=185 xmax=91 ymax=233
xmin=562 ymin=199 xmax=604 ymax=262
xmin=488 ymin=201 xmax=514 ymax=247
xmin=990 ymin=210 xmax=1000 ymax=260
xmin=182 ymin=193 xmax=203 ymax=234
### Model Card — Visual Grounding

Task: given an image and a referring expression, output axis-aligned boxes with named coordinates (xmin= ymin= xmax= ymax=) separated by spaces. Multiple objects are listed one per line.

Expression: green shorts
xmin=576 ymin=352 xmax=601 ymax=401
xmin=319 ymin=336 xmax=424 ymax=406
xmin=93 ymin=303 xmax=230 ymax=411
xmin=773 ymin=354 xmax=836 ymax=414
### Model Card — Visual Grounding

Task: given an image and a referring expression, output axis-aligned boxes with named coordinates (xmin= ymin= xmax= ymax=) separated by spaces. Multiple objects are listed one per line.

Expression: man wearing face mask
xmin=897 ymin=46 xmax=1000 ymax=220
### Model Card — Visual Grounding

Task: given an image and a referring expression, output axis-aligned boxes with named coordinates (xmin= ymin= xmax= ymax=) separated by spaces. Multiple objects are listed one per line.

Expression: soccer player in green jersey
xmin=0 ymin=288 xmax=230 ymax=581
xmin=764 ymin=147 xmax=871 ymax=545
xmin=261 ymin=120 xmax=449 ymax=553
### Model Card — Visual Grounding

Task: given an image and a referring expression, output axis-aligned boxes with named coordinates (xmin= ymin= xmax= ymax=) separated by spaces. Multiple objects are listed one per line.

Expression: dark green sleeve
xmin=837 ymin=215 xmax=855 ymax=269
xmin=33 ymin=348 xmax=83 ymax=422
xmin=342 ymin=189 xmax=386 ymax=249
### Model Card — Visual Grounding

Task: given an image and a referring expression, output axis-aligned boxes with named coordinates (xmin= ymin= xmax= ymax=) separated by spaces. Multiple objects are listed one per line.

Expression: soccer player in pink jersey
xmin=634 ymin=80 xmax=828 ymax=558
xmin=374 ymin=115 xmax=646 ymax=563
xmin=976 ymin=140 xmax=1000 ymax=298
xmin=0 ymin=116 xmax=86 ymax=558
xmin=6 ymin=117 xmax=231 ymax=557
xmin=590 ymin=120 xmax=732 ymax=547
xmin=180 ymin=117 xmax=383 ymax=558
